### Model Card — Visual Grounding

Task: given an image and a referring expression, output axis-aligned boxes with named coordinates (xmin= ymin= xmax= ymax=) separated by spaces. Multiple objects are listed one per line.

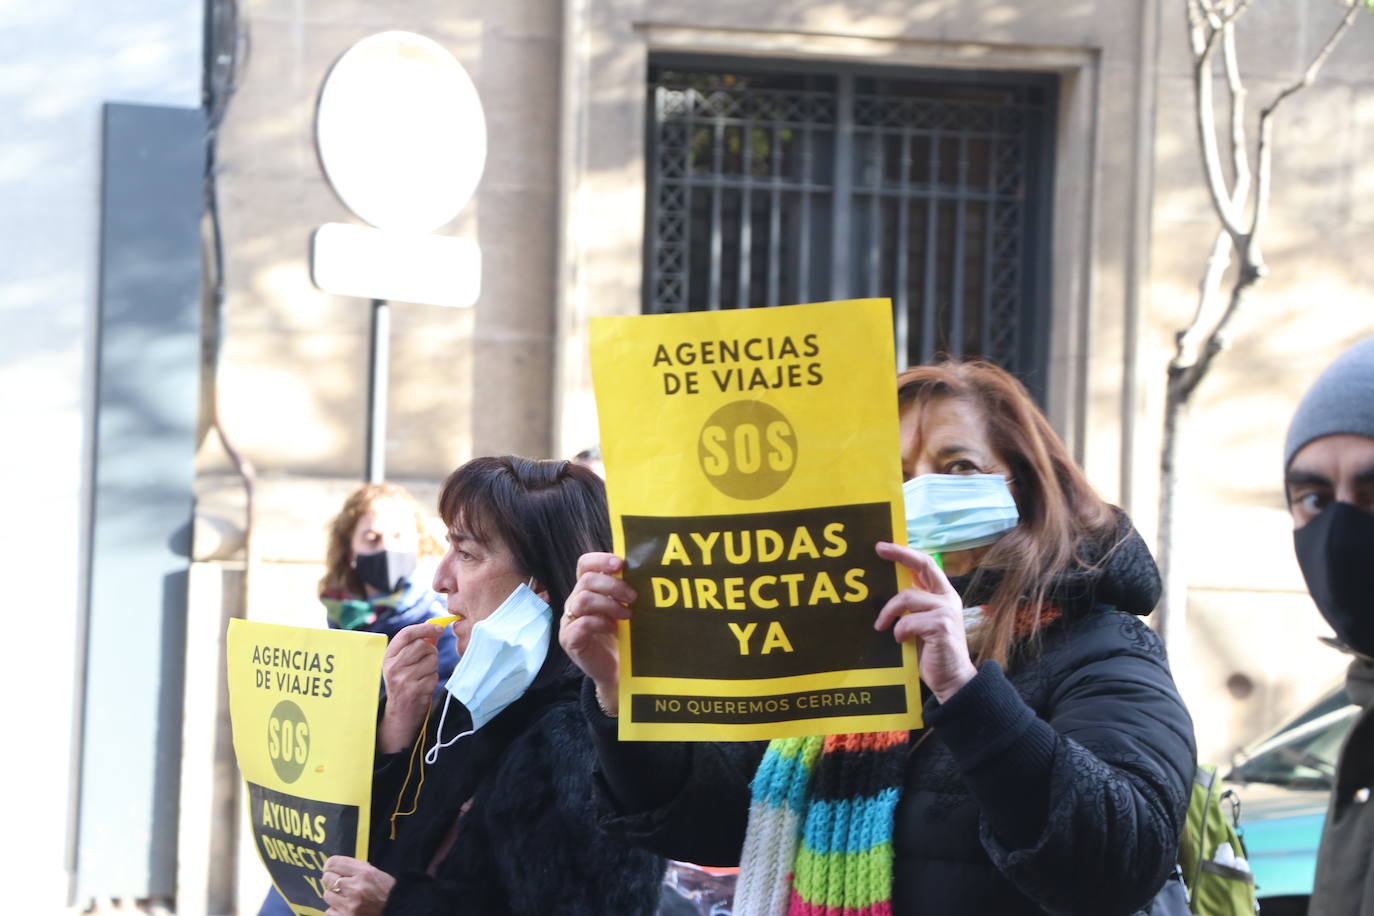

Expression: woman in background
xmin=319 ymin=482 xmax=457 ymax=686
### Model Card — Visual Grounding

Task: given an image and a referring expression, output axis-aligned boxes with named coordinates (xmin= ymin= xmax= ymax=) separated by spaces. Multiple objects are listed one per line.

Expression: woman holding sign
xmin=258 ymin=483 xmax=456 ymax=916
xmin=562 ymin=360 xmax=1196 ymax=915
xmin=318 ymin=457 xmax=665 ymax=916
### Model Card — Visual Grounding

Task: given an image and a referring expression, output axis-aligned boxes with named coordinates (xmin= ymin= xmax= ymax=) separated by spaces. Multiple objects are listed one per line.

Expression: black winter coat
xmin=585 ymin=522 xmax=1197 ymax=916
xmin=372 ymin=672 xmax=666 ymax=916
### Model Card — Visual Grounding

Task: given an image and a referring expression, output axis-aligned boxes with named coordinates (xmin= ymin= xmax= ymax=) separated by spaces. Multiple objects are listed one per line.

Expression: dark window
xmin=645 ymin=58 xmax=1056 ymax=394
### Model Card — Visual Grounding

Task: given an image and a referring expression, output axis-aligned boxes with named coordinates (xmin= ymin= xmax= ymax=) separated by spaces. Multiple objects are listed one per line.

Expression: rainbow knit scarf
xmin=735 ymin=731 xmax=909 ymax=916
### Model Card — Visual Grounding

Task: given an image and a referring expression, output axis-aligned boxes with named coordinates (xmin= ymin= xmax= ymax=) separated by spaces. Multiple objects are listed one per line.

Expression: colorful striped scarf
xmin=734 ymin=603 xmax=1063 ymax=914
xmin=735 ymin=730 xmax=909 ymax=916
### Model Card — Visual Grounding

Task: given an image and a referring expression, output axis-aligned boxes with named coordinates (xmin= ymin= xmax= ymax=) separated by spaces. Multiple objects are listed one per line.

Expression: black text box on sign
xmin=623 ymin=502 xmax=901 ymax=680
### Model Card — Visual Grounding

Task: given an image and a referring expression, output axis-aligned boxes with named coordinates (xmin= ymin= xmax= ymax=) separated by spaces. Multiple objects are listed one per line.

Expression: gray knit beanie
xmin=1284 ymin=336 xmax=1374 ymax=468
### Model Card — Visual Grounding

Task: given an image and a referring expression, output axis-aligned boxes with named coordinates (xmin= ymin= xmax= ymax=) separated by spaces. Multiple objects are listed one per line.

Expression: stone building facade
xmin=5 ymin=0 xmax=1372 ymax=911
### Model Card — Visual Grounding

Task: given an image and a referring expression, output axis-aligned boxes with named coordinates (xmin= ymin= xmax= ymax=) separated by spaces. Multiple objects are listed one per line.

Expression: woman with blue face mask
xmin=316 ymin=457 xmax=665 ymax=916
xmin=562 ymin=360 xmax=1197 ymax=916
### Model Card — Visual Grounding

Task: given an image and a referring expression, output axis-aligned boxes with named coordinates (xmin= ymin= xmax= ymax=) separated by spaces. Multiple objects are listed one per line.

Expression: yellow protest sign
xmin=226 ymin=619 xmax=387 ymax=915
xmin=590 ymin=298 xmax=921 ymax=741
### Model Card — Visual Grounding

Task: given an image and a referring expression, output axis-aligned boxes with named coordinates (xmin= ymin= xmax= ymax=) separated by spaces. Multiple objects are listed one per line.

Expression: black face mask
xmin=354 ymin=550 xmax=417 ymax=594
xmin=1294 ymin=501 xmax=1374 ymax=656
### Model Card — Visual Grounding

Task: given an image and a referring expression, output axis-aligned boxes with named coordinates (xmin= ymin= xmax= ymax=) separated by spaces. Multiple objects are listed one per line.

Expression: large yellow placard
xmin=226 ymin=619 xmax=387 ymax=916
xmin=590 ymin=298 xmax=921 ymax=741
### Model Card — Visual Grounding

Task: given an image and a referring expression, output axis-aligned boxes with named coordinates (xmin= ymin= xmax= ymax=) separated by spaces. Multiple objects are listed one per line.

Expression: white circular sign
xmin=316 ymin=31 xmax=487 ymax=232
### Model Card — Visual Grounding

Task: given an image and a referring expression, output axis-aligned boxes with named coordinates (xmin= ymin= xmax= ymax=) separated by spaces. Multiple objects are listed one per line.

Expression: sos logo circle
xmin=267 ymin=700 xmax=310 ymax=784
xmin=698 ymin=400 xmax=798 ymax=500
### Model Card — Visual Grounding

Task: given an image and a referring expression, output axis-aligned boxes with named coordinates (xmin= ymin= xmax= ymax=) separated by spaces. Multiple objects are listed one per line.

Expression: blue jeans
xmin=257 ymin=887 xmax=296 ymax=916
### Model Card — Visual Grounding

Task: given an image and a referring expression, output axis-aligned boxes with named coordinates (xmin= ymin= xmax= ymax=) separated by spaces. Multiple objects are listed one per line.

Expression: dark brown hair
xmin=897 ymin=360 xmax=1118 ymax=667
xmin=438 ymin=456 xmax=611 ymax=618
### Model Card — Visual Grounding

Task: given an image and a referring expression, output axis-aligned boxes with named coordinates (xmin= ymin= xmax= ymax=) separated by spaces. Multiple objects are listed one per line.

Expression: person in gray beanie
xmin=1282 ymin=335 xmax=1374 ymax=916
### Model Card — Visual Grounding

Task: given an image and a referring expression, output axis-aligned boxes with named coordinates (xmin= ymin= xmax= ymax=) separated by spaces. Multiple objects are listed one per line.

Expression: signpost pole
xmin=366 ymin=297 xmax=390 ymax=483
xmin=313 ymin=31 xmax=490 ymax=481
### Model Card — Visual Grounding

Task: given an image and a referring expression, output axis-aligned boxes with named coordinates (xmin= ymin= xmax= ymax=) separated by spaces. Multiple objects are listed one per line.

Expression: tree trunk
xmin=1157 ymin=263 xmax=1262 ymax=647
xmin=1157 ymin=374 xmax=1187 ymax=645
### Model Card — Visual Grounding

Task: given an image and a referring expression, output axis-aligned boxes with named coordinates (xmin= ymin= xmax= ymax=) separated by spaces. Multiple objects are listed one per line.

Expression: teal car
xmin=1225 ymin=684 xmax=1359 ymax=916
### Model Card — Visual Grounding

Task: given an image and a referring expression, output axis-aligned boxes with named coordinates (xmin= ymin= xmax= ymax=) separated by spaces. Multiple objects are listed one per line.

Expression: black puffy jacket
xmin=585 ymin=520 xmax=1196 ymax=915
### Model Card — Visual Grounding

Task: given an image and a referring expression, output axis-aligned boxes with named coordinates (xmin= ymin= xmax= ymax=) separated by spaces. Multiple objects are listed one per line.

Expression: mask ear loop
xmin=424 ymin=691 xmax=474 ymax=766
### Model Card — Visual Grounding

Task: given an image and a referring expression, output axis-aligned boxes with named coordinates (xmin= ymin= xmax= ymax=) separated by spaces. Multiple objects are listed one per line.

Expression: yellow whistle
xmin=426 ymin=614 xmax=461 ymax=626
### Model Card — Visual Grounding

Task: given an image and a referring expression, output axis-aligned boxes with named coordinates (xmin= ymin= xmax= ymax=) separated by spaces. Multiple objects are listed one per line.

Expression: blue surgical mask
xmin=903 ymin=473 xmax=1019 ymax=552
xmin=425 ymin=581 xmax=551 ymax=763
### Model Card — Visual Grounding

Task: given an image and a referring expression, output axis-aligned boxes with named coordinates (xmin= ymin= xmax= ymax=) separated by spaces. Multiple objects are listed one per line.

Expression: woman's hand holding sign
xmin=873 ymin=541 xmax=977 ymax=704
xmin=321 ymin=856 xmax=394 ymax=916
xmin=378 ymin=622 xmax=442 ymax=754
xmin=560 ymin=552 xmax=636 ymax=716
xmin=563 ymin=545 xmax=978 ymax=712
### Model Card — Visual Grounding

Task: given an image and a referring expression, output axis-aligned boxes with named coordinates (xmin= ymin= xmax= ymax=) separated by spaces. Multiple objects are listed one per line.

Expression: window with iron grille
xmin=645 ymin=59 xmax=1056 ymax=391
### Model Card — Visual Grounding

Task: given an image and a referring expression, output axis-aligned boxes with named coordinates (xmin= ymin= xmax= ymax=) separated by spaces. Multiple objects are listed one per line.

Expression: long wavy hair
xmin=319 ymin=482 xmax=443 ymax=598
xmin=898 ymin=360 xmax=1118 ymax=668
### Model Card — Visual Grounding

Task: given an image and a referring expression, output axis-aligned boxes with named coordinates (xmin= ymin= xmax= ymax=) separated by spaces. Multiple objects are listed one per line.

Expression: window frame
xmin=644 ymin=53 xmax=1059 ymax=400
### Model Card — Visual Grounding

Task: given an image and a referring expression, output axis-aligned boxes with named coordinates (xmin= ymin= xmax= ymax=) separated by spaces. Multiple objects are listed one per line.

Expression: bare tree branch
xmin=1251 ymin=2 xmax=1362 ymax=243
xmin=1172 ymin=229 xmax=1235 ymax=374
xmin=1198 ymin=0 xmax=1255 ymax=33
xmin=1193 ymin=31 xmax=1247 ymax=239
xmin=1222 ymin=16 xmax=1250 ymax=208
xmin=1187 ymin=0 xmax=1210 ymax=56
xmin=1177 ymin=0 xmax=1253 ymax=379
xmin=1265 ymin=1 xmax=1361 ymax=118
xmin=1178 ymin=262 xmax=1262 ymax=401
xmin=1218 ymin=0 xmax=1254 ymax=28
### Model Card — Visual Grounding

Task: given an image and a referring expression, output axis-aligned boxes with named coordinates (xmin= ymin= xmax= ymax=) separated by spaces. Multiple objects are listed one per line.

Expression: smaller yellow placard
xmin=227 ymin=619 xmax=387 ymax=916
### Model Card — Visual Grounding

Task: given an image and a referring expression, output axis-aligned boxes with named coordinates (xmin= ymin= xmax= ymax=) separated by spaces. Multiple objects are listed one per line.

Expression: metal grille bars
xmin=646 ymin=63 xmax=1054 ymax=382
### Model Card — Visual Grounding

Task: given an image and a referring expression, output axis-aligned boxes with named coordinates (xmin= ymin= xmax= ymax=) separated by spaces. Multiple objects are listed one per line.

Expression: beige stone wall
xmin=1144 ymin=2 xmax=1374 ymax=761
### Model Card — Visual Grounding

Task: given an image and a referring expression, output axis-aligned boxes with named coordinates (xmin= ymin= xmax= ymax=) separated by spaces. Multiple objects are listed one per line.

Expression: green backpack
xmin=1176 ymin=765 xmax=1259 ymax=915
